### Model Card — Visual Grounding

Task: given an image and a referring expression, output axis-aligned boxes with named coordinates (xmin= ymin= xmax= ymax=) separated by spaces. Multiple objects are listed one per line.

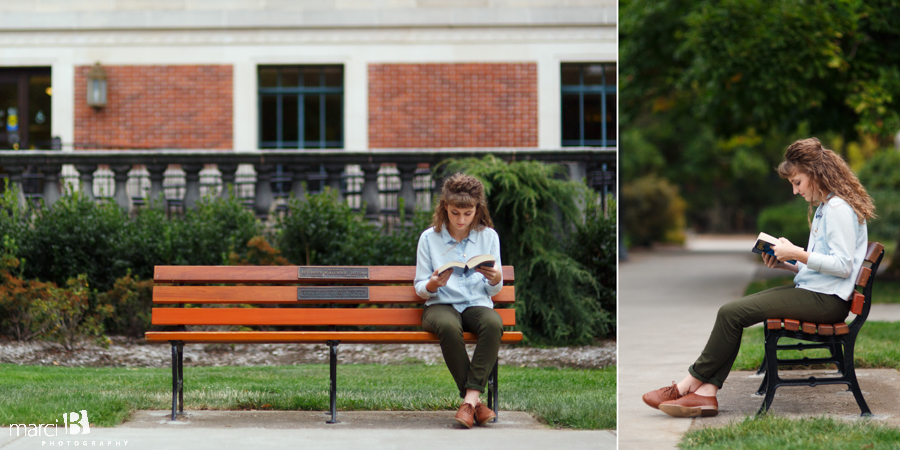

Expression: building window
xmin=561 ymin=63 xmax=615 ymax=147
xmin=258 ymin=65 xmax=343 ymax=149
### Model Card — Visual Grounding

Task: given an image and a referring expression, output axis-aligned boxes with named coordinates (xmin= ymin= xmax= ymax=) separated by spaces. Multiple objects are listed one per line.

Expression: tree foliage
xmin=621 ymin=0 xmax=900 ymax=139
xmin=620 ymin=0 xmax=900 ymax=239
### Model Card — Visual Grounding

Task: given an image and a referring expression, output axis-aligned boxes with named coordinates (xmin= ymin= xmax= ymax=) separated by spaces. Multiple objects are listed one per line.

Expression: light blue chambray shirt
xmin=414 ymin=226 xmax=503 ymax=312
xmin=793 ymin=195 xmax=868 ymax=301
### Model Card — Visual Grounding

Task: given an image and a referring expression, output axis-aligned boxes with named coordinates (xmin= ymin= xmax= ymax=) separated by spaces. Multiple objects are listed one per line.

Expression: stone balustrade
xmin=0 ymin=148 xmax=615 ymax=218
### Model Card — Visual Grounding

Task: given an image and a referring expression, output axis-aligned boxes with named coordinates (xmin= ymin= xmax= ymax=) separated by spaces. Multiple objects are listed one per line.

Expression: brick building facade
xmin=0 ymin=2 xmax=615 ymax=153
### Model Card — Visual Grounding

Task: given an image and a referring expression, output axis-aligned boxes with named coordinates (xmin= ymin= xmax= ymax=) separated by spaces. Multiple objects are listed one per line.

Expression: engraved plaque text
xmin=297 ymin=287 xmax=370 ymax=301
xmin=298 ymin=267 xmax=369 ymax=279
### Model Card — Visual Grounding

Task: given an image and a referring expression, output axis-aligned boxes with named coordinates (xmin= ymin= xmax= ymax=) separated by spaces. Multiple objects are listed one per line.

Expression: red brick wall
xmin=368 ymin=63 xmax=537 ymax=148
xmin=74 ymin=65 xmax=232 ymax=149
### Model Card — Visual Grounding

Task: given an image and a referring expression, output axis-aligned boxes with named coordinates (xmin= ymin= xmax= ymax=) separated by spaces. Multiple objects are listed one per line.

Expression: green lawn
xmin=744 ymin=274 xmax=900 ymax=304
xmin=0 ymin=363 xmax=616 ymax=430
xmin=732 ymin=321 xmax=900 ymax=371
xmin=680 ymin=415 xmax=900 ymax=450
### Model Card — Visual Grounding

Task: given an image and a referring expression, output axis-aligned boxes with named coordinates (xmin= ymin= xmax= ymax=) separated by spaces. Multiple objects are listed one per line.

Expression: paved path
xmin=0 ymin=411 xmax=616 ymax=450
xmin=618 ymin=250 xmax=759 ymax=449
xmin=619 ymin=241 xmax=900 ymax=449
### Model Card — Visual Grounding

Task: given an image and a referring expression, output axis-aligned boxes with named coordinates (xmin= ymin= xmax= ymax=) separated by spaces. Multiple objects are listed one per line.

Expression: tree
xmin=621 ymin=0 xmax=900 ymax=140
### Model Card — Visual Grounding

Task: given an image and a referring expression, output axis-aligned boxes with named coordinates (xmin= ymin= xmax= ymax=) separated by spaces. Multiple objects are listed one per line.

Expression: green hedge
xmin=0 ymin=161 xmax=614 ymax=346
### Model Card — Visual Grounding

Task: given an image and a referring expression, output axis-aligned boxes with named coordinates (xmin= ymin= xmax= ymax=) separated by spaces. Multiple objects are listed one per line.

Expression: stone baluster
xmin=289 ymin=163 xmax=309 ymax=201
xmin=360 ymin=163 xmax=381 ymax=221
xmin=39 ymin=165 xmax=62 ymax=208
xmin=324 ymin=163 xmax=345 ymax=201
xmin=253 ymin=163 xmax=275 ymax=218
xmin=146 ymin=164 xmax=167 ymax=206
xmin=75 ymin=164 xmax=97 ymax=203
xmin=182 ymin=164 xmax=203 ymax=209
xmin=217 ymin=163 xmax=238 ymax=199
xmin=110 ymin=165 xmax=132 ymax=211
xmin=4 ymin=165 xmax=27 ymax=209
xmin=397 ymin=162 xmax=418 ymax=216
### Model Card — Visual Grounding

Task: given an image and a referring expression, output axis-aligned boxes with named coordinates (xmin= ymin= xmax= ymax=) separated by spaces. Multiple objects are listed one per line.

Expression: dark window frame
xmin=561 ymin=63 xmax=616 ymax=147
xmin=257 ymin=65 xmax=344 ymax=149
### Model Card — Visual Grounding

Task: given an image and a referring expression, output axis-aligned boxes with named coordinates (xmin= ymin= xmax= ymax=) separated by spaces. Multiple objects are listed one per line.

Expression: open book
xmin=751 ymin=232 xmax=797 ymax=265
xmin=437 ymin=254 xmax=496 ymax=276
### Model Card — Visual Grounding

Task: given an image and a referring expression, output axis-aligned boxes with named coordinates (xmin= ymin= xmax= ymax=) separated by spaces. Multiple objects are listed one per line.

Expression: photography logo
xmin=8 ymin=410 xmax=90 ymax=436
xmin=9 ymin=409 xmax=127 ymax=446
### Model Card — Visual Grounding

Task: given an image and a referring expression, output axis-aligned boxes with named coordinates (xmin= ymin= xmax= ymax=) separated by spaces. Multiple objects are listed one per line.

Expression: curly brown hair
xmin=431 ymin=173 xmax=494 ymax=234
xmin=776 ymin=137 xmax=876 ymax=224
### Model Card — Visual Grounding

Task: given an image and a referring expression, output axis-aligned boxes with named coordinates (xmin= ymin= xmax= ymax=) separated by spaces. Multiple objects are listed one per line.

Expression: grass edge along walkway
xmin=0 ymin=363 xmax=615 ymax=430
xmin=680 ymin=415 xmax=900 ymax=450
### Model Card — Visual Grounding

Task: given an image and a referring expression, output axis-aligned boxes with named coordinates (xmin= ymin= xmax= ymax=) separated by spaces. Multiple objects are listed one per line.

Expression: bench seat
xmin=148 ymin=265 xmax=522 ymax=423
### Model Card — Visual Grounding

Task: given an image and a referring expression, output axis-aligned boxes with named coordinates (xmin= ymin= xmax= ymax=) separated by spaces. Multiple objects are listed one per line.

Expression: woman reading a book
xmin=642 ymin=137 xmax=876 ymax=418
xmin=414 ymin=173 xmax=504 ymax=429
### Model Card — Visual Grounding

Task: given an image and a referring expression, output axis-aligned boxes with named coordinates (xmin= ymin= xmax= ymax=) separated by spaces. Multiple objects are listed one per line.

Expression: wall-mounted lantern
xmin=86 ymin=62 xmax=107 ymax=108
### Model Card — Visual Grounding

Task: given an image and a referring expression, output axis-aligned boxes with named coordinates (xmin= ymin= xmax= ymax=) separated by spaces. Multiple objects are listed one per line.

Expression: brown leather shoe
xmin=474 ymin=402 xmax=496 ymax=426
xmin=454 ymin=403 xmax=475 ymax=428
xmin=642 ymin=382 xmax=683 ymax=409
xmin=658 ymin=393 xmax=718 ymax=417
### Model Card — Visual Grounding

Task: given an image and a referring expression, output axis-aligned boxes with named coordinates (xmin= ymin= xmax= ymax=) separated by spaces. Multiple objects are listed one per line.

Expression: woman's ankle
xmin=694 ymin=383 xmax=719 ymax=397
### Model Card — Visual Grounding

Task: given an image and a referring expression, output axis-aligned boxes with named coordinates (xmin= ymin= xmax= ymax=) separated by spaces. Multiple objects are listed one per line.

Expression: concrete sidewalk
xmin=618 ymin=245 xmax=900 ymax=449
xmin=0 ymin=411 xmax=616 ymax=450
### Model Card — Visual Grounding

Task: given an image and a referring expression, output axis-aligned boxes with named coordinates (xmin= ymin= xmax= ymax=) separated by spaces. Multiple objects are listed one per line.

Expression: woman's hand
xmin=771 ymin=237 xmax=809 ymax=265
xmin=761 ymin=252 xmax=798 ymax=273
xmin=476 ymin=263 xmax=502 ymax=286
xmin=426 ymin=269 xmax=452 ymax=293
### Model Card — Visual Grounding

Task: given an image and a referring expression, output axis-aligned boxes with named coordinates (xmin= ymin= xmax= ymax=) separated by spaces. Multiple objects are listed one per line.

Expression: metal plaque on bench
xmin=298 ymin=267 xmax=369 ymax=279
xmin=297 ymin=287 xmax=370 ymax=301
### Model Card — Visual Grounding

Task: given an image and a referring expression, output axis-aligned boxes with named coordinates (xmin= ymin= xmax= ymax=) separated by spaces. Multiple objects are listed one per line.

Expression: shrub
xmin=228 ymin=235 xmax=290 ymax=266
xmin=0 ymin=238 xmax=52 ymax=341
xmin=177 ymin=192 xmax=262 ymax=266
xmin=621 ymin=175 xmax=686 ymax=247
xmin=277 ymin=188 xmax=378 ymax=265
xmin=567 ymin=192 xmax=617 ymax=332
xmin=20 ymin=191 xmax=129 ymax=293
xmin=441 ymin=155 xmax=611 ymax=344
xmin=39 ymin=274 xmax=108 ymax=350
xmin=0 ymin=179 xmax=28 ymax=261
xmin=97 ymin=273 xmax=154 ymax=338
xmin=756 ymin=197 xmax=814 ymax=249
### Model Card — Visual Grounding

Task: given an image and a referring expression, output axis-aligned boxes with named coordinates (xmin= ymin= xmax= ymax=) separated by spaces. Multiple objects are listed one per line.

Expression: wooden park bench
xmin=145 ymin=265 xmax=523 ymax=423
xmin=756 ymin=241 xmax=884 ymax=416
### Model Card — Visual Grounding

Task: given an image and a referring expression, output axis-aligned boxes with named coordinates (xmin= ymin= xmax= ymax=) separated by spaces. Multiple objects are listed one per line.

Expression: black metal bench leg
xmin=843 ymin=343 xmax=871 ymax=416
xmin=487 ymin=361 xmax=498 ymax=422
xmin=170 ymin=341 xmax=179 ymax=421
xmin=177 ymin=342 xmax=185 ymax=415
xmin=757 ymin=335 xmax=779 ymax=415
xmin=327 ymin=340 xmax=340 ymax=424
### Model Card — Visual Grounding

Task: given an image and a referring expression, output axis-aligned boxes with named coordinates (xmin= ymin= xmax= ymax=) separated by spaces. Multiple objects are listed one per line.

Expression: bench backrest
xmin=849 ymin=242 xmax=884 ymax=328
xmin=152 ymin=266 xmax=517 ymax=329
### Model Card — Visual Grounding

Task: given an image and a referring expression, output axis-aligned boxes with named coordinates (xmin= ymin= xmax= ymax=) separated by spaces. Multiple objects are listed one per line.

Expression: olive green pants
xmin=422 ymin=304 xmax=503 ymax=399
xmin=689 ymin=285 xmax=850 ymax=388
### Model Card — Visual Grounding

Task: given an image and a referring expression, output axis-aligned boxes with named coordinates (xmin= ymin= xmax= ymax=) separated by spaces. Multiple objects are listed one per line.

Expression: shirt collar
xmin=440 ymin=226 xmax=477 ymax=245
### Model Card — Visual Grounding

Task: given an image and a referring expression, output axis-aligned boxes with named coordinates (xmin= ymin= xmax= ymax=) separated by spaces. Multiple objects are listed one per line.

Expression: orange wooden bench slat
xmin=154 ymin=265 xmax=516 ymax=284
xmin=851 ymin=291 xmax=865 ymax=315
xmin=801 ymin=322 xmax=817 ymax=334
xmin=856 ymin=266 xmax=871 ymax=288
xmin=866 ymin=242 xmax=884 ymax=263
xmin=766 ymin=319 xmax=782 ymax=330
xmin=817 ymin=324 xmax=834 ymax=335
xmin=153 ymin=285 xmax=516 ymax=304
xmin=834 ymin=322 xmax=849 ymax=335
xmin=151 ymin=307 xmax=517 ymax=327
xmin=783 ymin=319 xmax=800 ymax=331
xmin=145 ymin=330 xmax=524 ymax=344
